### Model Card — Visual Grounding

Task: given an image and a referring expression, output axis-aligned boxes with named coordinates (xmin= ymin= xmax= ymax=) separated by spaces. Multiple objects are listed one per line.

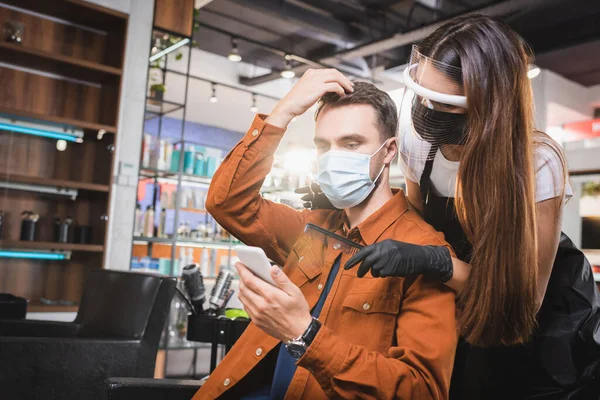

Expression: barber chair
xmin=0 ymin=270 xmax=176 ymax=400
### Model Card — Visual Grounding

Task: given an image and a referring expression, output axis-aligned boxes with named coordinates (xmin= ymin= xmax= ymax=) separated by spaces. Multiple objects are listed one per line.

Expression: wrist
xmin=288 ymin=314 xmax=313 ymax=342
xmin=423 ymin=245 xmax=453 ymax=282
xmin=266 ymin=107 xmax=295 ymax=129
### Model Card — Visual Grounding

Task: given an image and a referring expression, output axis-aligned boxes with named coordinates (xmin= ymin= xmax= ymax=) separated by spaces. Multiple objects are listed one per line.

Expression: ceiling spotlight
xmin=228 ymin=37 xmax=242 ymax=63
xmin=527 ymin=65 xmax=541 ymax=79
xmin=280 ymin=54 xmax=295 ymax=79
xmin=209 ymin=83 xmax=218 ymax=103
xmin=250 ymin=93 xmax=258 ymax=113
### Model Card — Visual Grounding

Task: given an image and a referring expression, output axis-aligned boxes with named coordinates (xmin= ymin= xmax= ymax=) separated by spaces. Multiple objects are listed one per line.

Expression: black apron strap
xmin=419 ymin=145 xmax=438 ymax=210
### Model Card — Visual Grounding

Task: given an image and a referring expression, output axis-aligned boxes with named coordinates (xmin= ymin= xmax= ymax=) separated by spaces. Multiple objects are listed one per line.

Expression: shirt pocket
xmin=282 ymin=234 xmax=323 ymax=288
xmin=340 ymin=290 xmax=401 ymax=352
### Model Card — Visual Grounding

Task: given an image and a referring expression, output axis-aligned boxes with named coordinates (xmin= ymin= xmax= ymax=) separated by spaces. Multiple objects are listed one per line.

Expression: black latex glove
xmin=344 ymin=239 xmax=453 ymax=282
xmin=295 ymin=182 xmax=337 ymax=210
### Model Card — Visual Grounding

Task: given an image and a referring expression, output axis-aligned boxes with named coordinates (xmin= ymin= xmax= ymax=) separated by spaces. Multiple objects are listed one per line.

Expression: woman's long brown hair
xmin=420 ymin=15 xmax=543 ymax=346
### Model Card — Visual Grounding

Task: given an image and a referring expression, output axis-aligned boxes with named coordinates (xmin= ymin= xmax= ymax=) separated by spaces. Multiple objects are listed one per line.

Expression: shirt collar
xmin=342 ymin=190 xmax=409 ymax=246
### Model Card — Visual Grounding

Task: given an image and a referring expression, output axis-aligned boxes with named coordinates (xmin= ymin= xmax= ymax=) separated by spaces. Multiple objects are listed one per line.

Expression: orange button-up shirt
xmin=193 ymin=115 xmax=457 ymax=400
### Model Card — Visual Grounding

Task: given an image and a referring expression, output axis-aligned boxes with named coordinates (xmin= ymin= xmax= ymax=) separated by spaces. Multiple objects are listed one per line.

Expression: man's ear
xmin=383 ymin=138 xmax=398 ymax=165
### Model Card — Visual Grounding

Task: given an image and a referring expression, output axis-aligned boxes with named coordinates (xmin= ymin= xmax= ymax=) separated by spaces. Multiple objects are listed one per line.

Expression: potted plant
xmin=149 ymin=83 xmax=165 ymax=101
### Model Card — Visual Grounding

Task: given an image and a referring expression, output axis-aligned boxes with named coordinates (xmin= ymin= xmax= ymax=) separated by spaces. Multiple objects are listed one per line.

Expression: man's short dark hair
xmin=314 ymin=81 xmax=398 ymax=140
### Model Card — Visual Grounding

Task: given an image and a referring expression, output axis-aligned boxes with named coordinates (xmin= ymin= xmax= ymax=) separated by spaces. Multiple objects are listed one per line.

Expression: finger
xmin=301 ymin=193 xmax=314 ymax=202
xmin=323 ymin=69 xmax=354 ymax=93
xmin=322 ymin=82 xmax=345 ymax=98
xmin=294 ymin=186 xmax=311 ymax=194
xmin=344 ymin=247 xmax=373 ymax=270
xmin=235 ymin=262 xmax=268 ymax=295
xmin=310 ymin=182 xmax=322 ymax=192
xmin=240 ymin=282 xmax=266 ymax=309
xmin=270 ymin=266 xmax=296 ymax=296
xmin=357 ymin=251 xmax=380 ymax=278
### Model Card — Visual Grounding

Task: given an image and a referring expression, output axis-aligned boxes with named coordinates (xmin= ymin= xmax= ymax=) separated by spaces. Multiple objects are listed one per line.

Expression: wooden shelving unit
xmin=0 ymin=240 xmax=104 ymax=253
xmin=0 ymin=42 xmax=122 ymax=83
xmin=0 ymin=0 xmax=127 ymax=312
xmin=0 ymin=174 xmax=110 ymax=193
xmin=0 ymin=106 xmax=117 ymax=134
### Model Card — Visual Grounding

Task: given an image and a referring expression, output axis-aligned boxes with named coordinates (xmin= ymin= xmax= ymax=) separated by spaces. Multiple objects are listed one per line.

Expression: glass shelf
xmin=132 ymin=237 xmax=240 ymax=250
xmin=139 ymin=168 xmax=212 ymax=186
xmin=145 ymin=98 xmax=185 ymax=118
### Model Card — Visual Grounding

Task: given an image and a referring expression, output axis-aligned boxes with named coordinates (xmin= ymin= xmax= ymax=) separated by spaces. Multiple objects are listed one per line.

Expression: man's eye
xmin=345 ymin=143 xmax=360 ymax=150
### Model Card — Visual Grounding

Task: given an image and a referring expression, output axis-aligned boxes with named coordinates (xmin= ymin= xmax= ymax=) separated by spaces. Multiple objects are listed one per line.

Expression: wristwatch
xmin=285 ymin=317 xmax=322 ymax=360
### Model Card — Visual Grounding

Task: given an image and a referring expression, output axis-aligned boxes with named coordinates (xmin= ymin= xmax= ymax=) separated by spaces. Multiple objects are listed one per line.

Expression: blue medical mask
xmin=316 ymin=140 xmax=390 ymax=209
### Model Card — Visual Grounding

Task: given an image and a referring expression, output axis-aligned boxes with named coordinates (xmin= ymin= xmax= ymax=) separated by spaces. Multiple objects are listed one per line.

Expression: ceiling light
xmin=527 ymin=65 xmax=541 ymax=79
xmin=228 ymin=37 xmax=242 ymax=63
xmin=281 ymin=54 xmax=295 ymax=79
xmin=250 ymin=93 xmax=258 ymax=113
xmin=209 ymin=83 xmax=218 ymax=103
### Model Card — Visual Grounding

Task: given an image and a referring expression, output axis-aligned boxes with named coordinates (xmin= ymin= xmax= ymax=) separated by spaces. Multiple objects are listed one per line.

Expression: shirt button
xmin=362 ymin=302 xmax=371 ymax=311
xmin=252 ymin=128 xmax=259 ymax=137
xmin=255 ymin=348 xmax=263 ymax=357
xmin=223 ymin=378 xmax=231 ymax=386
xmin=317 ymin=283 xmax=323 ymax=291
xmin=333 ymin=243 xmax=341 ymax=250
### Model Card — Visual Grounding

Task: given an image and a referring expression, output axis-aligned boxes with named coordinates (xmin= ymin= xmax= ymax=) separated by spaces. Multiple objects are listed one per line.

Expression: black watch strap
xmin=302 ymin=318 xmax=322 ymax=346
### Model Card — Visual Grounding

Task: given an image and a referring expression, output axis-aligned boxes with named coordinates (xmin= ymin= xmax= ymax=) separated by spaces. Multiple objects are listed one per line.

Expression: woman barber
xmin=303 ymin=14 xmax=600 ymax=399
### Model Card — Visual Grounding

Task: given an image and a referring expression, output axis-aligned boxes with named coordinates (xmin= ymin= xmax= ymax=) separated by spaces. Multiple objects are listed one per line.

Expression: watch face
xmin=286 ymin=342 xmax=306 ymax=359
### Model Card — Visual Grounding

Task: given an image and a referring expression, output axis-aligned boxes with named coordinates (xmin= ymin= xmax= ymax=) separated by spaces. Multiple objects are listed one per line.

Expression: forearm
xmin=206 ymin=115 xmax=306 ymax=265
xmin=443 ymin=257 xmax=470 ymax=292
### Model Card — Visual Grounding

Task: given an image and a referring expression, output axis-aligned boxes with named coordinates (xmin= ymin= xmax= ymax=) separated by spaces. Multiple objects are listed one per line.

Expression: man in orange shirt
xmin=194 ymin=69 xmax=457 ymax=399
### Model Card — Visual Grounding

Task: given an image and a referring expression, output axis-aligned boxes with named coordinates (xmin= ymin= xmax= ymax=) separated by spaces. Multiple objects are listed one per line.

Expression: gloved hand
xmin=344 ymin=239 xmax=453 ymax=282
xmin=295 ymin=182 xmax=337 ymax=210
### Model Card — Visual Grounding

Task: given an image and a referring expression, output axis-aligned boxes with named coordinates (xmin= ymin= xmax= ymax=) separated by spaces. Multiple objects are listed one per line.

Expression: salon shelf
xmin=2 ymin=0 xmax=127 ymax=31
xmin=132 ymin=237 xmax=239 ymax=250
xmin=0 ymin=106 xmax=117 ymax=134
xmin=0 ymin=174 xmax=110 ymax=193
xmin=145 ymin=98 xmax=185 ymax=118
xmin=0 ymin=240 xmax=104 ymax=252
xmin=139 ymin=168 xmax=212 ymax=186
xmin=27 ymin=301 xmax=78 ymax=313
xmin=0 ymin=42 xmax=122 ymax=84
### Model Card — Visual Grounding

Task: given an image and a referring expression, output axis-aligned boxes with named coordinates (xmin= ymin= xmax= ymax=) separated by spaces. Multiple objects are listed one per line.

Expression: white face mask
xmin=315 ymin=140 xmax=389 ymax=209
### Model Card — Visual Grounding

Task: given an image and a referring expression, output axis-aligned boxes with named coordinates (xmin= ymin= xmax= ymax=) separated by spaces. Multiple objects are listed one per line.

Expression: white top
xmin=399 ymin=139 xmax=573 ymax=203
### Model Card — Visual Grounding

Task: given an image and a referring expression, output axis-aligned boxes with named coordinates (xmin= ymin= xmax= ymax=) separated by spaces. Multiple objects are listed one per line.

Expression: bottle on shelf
xmin=157 ymin=139 xmax=167 ymax=171
xmin=184 ymin=145 xmax=195 ymax=175
xmin=134 ymin=204 xmax=143 ymax=236
xmin=144 ymin=205 xmax=155 ymax=238
xmin=177 ymin=222 xmax=185 ymax=239
xmin=170 ymin=144 xmax=181 ymax=173
xmin=204 ymin=214 xmax=214 ymax=241
xmin=194 ymin=151 xmax=205 ymax=176
xmin=178 ymin=247 xmax=187 ymax=276
xmin=200 ymin=247 xmax=210 ymax=277
xmin=187 ymin=248 xmax=194 ymax=265
xmin=158 ymin=207 xmax=167 ymax=238
xmin=210 ymin=249 xmax=218 ymax=277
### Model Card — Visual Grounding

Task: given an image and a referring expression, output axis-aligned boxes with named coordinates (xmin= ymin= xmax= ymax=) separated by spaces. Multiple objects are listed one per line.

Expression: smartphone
xmin=234 ymin=245 xmax=277 ymax=286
